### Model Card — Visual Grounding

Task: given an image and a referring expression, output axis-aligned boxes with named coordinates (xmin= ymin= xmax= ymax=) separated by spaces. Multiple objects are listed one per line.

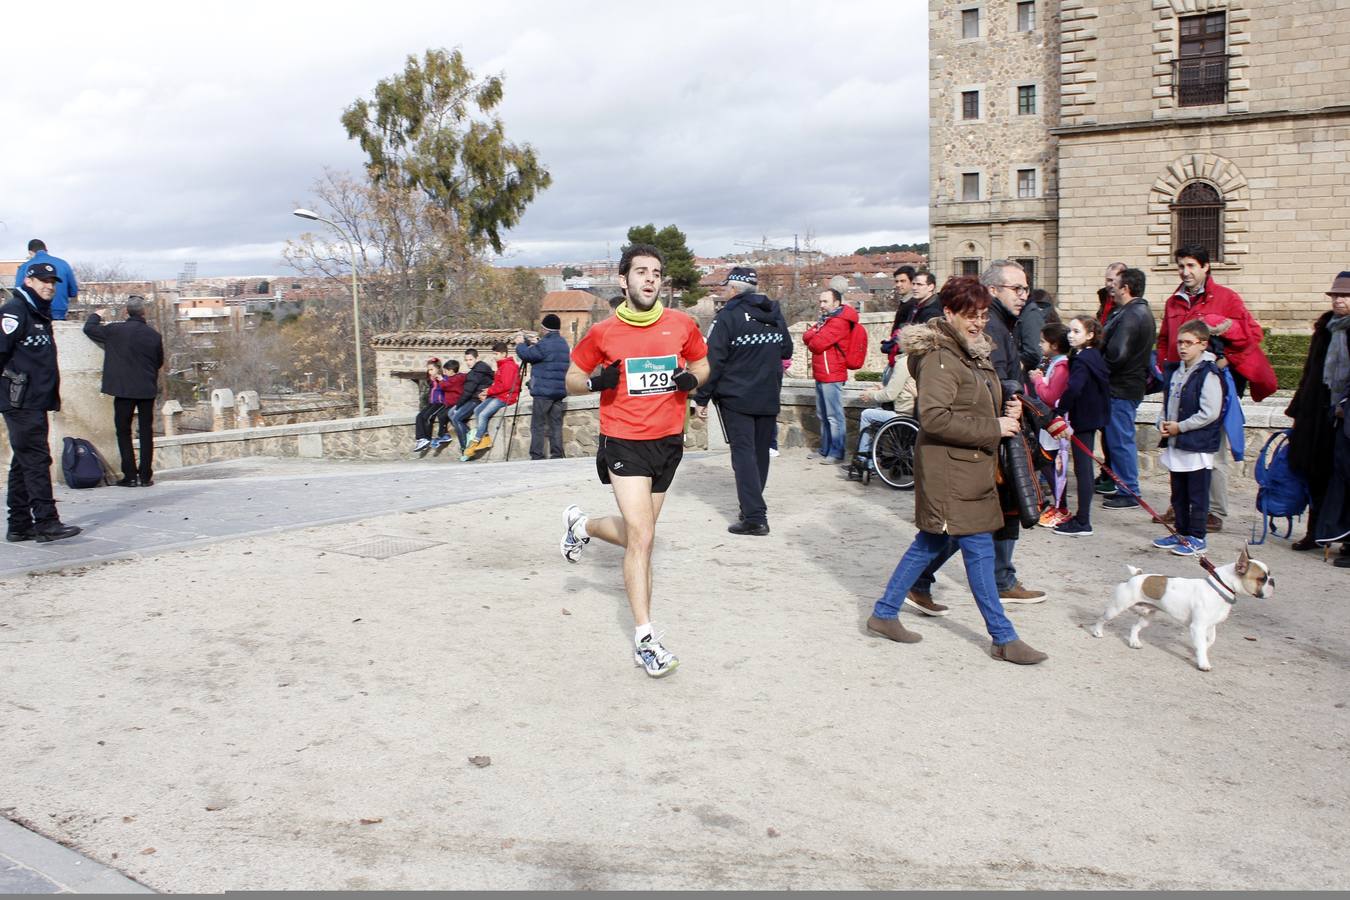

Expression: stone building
xmin=370 ymin=329 xmax=530 ymax=415
xmin=930 ymin=0 xmax=1350 ymax=330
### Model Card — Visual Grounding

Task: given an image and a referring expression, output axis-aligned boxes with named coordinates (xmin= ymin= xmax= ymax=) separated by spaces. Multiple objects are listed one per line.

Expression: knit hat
xmin=1326 ymin=271 xmax=1350 ymax=296
xmin=541 ymin=313 xmax=562 ymax=330
xmin=721 ymin=266 xmax=757 ymax=287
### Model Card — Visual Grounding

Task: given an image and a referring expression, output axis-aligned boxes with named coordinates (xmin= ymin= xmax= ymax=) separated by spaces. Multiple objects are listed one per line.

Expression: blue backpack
xmin=61 ymin=437 xmax=107 ymax=489
xmin=1251 ymin=429 xmax=1309 ymax=544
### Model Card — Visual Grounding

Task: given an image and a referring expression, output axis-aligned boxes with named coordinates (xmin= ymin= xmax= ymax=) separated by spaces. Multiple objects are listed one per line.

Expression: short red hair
xmin=938 ymin=276 xmax=992 ymax=317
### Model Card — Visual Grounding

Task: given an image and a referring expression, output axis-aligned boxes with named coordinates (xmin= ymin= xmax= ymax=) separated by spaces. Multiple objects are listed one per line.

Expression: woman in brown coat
xmin=865 ymin=277 xmax=1048 ymax=664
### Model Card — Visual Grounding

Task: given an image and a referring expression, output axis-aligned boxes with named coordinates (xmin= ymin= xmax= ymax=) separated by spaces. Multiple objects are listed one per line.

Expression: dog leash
xmin=1060 ymin=429 xmax=1229 ymax=592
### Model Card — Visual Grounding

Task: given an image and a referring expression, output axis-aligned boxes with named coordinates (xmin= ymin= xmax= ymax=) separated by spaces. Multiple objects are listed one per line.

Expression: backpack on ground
xmin=62 ymin=437 xmax=107 ymax=489
xmin=1251 ymin=429 xmax=1309 ymax=544
xmin=844 ymin=321 xmax=868 ymax=370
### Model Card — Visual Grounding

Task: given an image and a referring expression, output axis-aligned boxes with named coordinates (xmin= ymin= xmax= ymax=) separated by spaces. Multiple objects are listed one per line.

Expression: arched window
xmin=1172 ymin=181 xmax=1223 ymax=262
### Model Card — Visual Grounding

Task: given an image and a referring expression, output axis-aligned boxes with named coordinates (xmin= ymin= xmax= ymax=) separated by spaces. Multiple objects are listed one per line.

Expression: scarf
xmin=615 ymin=299 xmax=664 ymax=327
xmin=1324 ymin=315 xmax=1350 ymax=405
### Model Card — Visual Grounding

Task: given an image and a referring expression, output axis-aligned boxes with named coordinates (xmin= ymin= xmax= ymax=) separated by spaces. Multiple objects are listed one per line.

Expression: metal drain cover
xmin=323 ymin=535 xmax=444 ymax=559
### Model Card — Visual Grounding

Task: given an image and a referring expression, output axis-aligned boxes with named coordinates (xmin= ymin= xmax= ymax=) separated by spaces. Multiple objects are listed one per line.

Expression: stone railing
xmin=141 ymin=377 xmax=1292 ymax=480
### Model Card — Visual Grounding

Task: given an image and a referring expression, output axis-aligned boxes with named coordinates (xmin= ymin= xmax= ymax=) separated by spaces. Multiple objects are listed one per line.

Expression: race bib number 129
xmin=624 ymin=355 xmax=678 ymax=396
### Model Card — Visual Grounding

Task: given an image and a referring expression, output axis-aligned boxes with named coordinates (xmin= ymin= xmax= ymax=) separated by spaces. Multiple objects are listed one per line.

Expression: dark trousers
xmin=415 ymin=403 xmax=447 ymax=441
xmin=114 ymin=397 xmax=155 ymax=482
xmin=4 ymin=408 xmax=57 ymax=528
xmin=1170 ymin=467 xmax=1213 ymax=539
xmin=721 ymin=407 xmax=775 ymax=525
xmin=1070 ymin=429 xmax=1097 ymax=526
xmin=530 ymin=396 xmax=566 ymax=460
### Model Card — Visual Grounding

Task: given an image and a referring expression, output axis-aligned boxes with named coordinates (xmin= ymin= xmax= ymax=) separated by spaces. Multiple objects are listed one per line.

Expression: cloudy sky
xmin=3 ymin=1 xmax=929 ymax=279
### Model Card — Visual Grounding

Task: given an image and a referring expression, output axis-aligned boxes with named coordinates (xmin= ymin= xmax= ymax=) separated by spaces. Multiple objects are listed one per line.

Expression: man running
xmin=560 ymin=244 xmax=709 ymax=677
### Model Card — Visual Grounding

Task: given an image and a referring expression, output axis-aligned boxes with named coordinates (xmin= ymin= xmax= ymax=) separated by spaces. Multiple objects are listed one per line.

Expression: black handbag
xmin=999 ymin=430 xmax=1043 ymax=529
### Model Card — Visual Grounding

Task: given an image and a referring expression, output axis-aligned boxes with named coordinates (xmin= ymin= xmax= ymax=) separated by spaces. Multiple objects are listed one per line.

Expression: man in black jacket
xmin=0 ymin=263 xmax=80 ymax=542
xmin=84 ymin=296 xmax=165 ymax=486
xmin=694 ymin=267 xmax=792 ymax=535
xmin=1099 ymin=267 xmax=1157 ymax=510
xmin=449 ymin=348 xmax=495 ymax=451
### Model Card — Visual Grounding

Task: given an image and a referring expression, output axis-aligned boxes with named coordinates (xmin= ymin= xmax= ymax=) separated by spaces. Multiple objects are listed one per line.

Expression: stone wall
xmin=1056 ymin=114 xmax=1350 ymax=331
xmin=786 ymin=312 xmax=895 ymax=378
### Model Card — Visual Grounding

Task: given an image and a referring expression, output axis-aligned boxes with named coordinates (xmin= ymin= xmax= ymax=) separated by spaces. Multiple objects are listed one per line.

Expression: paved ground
xmin=1 ymin=450 xmax=1347 ymax=891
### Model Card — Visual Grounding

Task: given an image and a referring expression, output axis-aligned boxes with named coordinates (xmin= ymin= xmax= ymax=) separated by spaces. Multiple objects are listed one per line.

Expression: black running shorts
xmin=596 ymin=434 xmax=684 ymax=493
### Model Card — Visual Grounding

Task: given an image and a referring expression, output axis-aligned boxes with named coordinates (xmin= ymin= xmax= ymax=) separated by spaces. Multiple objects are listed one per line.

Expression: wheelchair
xmin=845 ymin=414 xmax=919 ymax=490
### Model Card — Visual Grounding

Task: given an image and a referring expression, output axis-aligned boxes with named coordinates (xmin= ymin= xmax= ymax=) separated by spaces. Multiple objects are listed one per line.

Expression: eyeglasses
xmin=1176 ymin=338 xmax=1204 ymax=347
xmin=959 ymin=311 xmax=992 ymax=323
xmin=993 ymin=284 xmax=1030 ymax=296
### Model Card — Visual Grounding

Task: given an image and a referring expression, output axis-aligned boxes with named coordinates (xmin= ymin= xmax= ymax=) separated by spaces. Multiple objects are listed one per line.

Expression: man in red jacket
xmin=803 ymin=288 xmax=857 ymax=463
xmin=1157 ymin=244 xmax=1277 ymax=527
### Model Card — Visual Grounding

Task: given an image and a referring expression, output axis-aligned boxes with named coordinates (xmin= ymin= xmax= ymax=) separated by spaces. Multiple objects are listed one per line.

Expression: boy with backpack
xmin=1153 ymin=319 xmax=1225 ymax=557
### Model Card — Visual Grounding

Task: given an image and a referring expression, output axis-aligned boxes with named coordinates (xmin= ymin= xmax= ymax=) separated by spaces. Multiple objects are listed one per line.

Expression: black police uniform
xmin=0 ymin=284 xmax=71 ymax=538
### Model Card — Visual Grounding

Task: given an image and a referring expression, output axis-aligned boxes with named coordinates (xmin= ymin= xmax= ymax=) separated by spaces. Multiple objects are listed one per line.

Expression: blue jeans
xmin=814 ymin=381 xmax=846 ymax=460
xmin=1104 ymin=396 xmax=1141 ymax=497
xmin=858 ymin=408 xmax=899 ymax=456
xmin=450 ymin=402 xmax=476 ymax=447
xmin=472 ymin=397 xmax=506 ymax=438
xmin=913 ymin=535 xmax=1018 ymax=593
xmin=872 ymin=530 xmax=1018 ymax=644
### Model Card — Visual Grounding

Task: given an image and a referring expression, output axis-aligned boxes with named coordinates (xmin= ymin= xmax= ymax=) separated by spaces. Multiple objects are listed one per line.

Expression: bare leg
xmin=599 ymin=476 xmax=669 ymax=627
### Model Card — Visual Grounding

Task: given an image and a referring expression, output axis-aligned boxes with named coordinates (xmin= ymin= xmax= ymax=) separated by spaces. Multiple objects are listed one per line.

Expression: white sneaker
xmin=413 ymin=438 xmax=431 ymax=451
xmin=634 ymin=634 xmax=679 ymax=678
xmin=768 ymin=447 xmax=780 ymax=458
xmin=560 ymin=504 xmax=589 ymax=563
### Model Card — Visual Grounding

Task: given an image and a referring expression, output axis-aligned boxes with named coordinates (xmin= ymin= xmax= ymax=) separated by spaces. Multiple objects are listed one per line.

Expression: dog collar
xmin=1206 ymin=572 xmax=1238 ymax=605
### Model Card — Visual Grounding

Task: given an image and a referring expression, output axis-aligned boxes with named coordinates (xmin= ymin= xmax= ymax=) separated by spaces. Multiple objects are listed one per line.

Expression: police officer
xmin=693 ymin=267 xmax=793 ymax=535
xmin=1 ymin=262 xmax=81 ymax=542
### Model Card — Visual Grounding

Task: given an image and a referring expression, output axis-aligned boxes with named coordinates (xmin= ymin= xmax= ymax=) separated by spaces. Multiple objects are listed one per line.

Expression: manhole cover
xmin=322 ymin=535 xmax=444 ymax=559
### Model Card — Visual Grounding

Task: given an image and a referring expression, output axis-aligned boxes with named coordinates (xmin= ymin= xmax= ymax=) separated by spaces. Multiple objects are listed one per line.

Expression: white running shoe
xmin=634 ymin=634 xmax=679 ymax=678
xmin=413 ymin=438 xmax=431 ymax=452
xmin=768 ymin=447 xmax=780 ymax=458
xmin=561 ymin=504 xmax=589 ymax=563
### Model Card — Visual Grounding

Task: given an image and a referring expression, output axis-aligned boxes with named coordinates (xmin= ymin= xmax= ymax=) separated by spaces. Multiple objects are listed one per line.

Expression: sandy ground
xmin=1 ymin=451 xmax=1347 ymax=891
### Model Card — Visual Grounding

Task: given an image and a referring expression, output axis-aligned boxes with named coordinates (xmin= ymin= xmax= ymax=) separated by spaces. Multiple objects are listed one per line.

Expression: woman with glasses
xmin=864 ymin=276 xmax=1049 ymax=665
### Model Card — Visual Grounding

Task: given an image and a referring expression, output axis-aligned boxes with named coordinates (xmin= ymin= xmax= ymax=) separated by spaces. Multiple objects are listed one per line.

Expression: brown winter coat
xmin=901 ymin=318 xmax=1005 ymax=536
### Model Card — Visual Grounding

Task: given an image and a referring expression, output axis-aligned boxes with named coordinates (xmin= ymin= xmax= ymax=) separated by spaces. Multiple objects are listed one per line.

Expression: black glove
xmin=586 ymin=362 xmax=621 ymax=392
xmin=880 ymin=338 xmax=897 ymax=355
xmin=673 ymin=368 xmax=699 ymax=392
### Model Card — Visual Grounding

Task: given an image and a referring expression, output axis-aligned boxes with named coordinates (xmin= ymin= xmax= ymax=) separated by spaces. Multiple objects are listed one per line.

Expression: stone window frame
xmin=958 ymin=4 xmax=984 ymax=41
xmin=1151 ymin=0 xmax=1250 ymax=117
xmin=957 ymin=84 xmax=986 ymax=124
xmin=1147 ymin=152 xmax=1249 ymax=271
xmin=1011 ymin=165 xmax=1040 ymax=199
xmin=1012 ymin=82 xmax=1040 ymax=117
xmin=1013 ymin=0 xmax=1036 ymax=33
xmin=959 ymin=169 xmax=985 ymax=202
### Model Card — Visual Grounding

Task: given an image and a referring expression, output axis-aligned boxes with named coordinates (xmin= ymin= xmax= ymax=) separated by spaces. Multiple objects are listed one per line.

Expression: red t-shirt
xmin=572 ymin=308 xmax=708 ymax=440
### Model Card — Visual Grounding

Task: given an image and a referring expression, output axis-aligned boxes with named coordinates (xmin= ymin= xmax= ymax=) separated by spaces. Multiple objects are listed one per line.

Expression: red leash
xmin=1062 ymin=429 xmax=1221 ymax=578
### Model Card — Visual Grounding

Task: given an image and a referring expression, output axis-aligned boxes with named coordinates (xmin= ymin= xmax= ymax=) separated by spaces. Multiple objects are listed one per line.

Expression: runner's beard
xmin=629 ymin=289 xmax=659 ymax=312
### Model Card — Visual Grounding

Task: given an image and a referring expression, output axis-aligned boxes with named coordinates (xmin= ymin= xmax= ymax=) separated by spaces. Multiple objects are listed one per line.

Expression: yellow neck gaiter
xmin=615 ymin=299 xmax=664 ymax=327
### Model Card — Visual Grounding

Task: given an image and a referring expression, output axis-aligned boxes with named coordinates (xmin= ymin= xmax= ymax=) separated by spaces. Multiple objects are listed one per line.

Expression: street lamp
xmin=293 ymin=208 xmax=366 ymax=417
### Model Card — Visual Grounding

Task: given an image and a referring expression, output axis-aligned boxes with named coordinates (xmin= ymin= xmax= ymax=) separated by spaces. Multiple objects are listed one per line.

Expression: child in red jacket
xmin=462 ymin=343 xmax=521 ymax=460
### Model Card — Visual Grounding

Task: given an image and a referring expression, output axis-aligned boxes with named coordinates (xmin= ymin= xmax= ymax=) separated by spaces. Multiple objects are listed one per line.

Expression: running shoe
xmin=413 ymin=438 xmax=431 ymax=452
xmin=1151 ymin=534 xmax=1183 ymax=550
xmin=1170 ymin=536 xmax=1207 ymax=557
xmin=634 ymin=634 xmax=679 ymax=678
xmin=1053 ymin=519 xmax=1093 ymax=536
xmin=1037 ymin=507 xmax=1060 ymax=528
xmin=560 ymin=504 xmax=589 ymax=563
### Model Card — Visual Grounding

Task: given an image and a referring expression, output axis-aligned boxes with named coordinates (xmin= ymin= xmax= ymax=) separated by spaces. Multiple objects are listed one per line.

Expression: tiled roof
xmin=541 ymin=290 xmax=601 ymax=311
xmin=371 ymin=328 xmax=528 ymax=349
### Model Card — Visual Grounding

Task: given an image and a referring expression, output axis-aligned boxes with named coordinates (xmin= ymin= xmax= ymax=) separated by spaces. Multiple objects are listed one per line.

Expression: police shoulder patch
xmin=2 ymin=314 xmax=18 ymax=335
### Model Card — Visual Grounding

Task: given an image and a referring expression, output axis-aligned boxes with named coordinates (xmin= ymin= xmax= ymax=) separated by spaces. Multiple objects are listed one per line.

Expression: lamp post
xmin=293 ymin=208 xmax=366 ymax=417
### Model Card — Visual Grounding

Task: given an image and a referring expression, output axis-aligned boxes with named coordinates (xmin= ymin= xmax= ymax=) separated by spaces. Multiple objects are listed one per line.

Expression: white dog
xmin=1090 ymin=548 xmax=1274 ymax=671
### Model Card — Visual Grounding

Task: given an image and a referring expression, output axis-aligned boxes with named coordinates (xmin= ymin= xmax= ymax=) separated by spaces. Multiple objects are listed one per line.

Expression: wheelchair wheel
xmin=873 ymin=416 xmax=919 ymax=490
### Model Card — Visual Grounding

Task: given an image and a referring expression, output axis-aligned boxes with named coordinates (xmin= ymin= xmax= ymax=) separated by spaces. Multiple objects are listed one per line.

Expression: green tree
xmin=623 ymin=224 xmax=706 ymax=306
xmin=341 ymin=47 xmax=552 ymax=255
xmin=561 ymin=265 xmax=583 ymax=280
